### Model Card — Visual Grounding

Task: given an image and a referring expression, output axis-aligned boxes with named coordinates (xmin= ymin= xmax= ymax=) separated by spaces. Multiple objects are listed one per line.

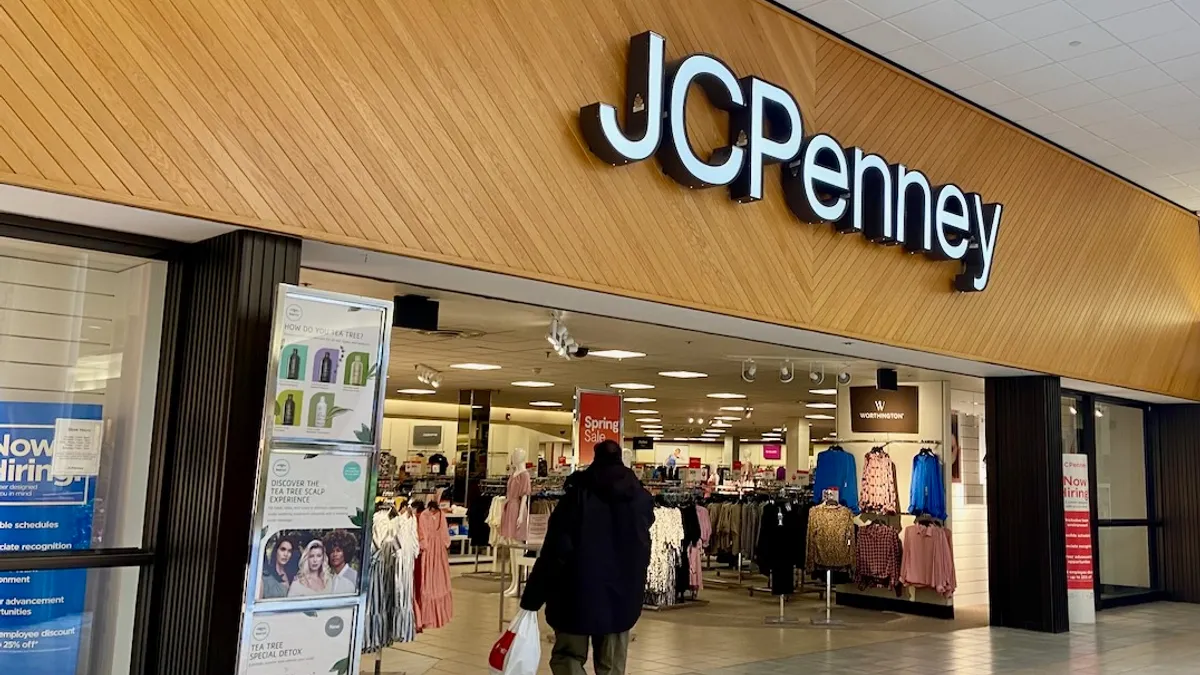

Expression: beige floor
xmin=361 ymin=566 xmax=989 ymax=674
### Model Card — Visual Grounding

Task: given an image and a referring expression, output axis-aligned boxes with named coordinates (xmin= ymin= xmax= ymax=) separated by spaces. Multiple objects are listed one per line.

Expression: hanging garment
xmin=900 ymin=523 xmax=956 ymax=598
xmin=468 ymin=495 xmax=494 ymax=547
xmin=859 ymin=449 xmax=899 ymax=515
xmin=645 ymin=507 xmax=684 ymax=607
xmin=739 ymin=502 xmax=762 ymax=563
xmin=805 ymin=503 xmax=856 ymax=572
xmin=393 ymin=511 xmax=419 ymax=643
xmin=364 ymin=511 xmax=399 ymax=652
xmin=688 ymin=505 xmax=711 ymax=590
xmin=812 ymin=448 xmax=860 ymax=513
xmin=416 ymin=508 xmax=453 ymax=629
xmin=486 ymin=496 xmax=506 ymax=548
xmin=501 ymin=470 xmax=532 ymax=541
xmin=855 ymin=522 xmax=902 ymax=594
xmin=909 ymin=452 xmax=948 ymax=520
xmin=677 ymin=505 xmax=702 ymax=597
xmin=756 ymin=501 xmax=808 ymax=595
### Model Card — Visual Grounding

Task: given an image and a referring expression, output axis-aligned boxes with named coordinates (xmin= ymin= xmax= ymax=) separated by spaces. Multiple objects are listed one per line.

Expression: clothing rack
xmin=823 ymin=439 xmax=942 ymax=446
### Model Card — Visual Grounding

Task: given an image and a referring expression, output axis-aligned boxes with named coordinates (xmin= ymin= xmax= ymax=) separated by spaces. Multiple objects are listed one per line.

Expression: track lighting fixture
xmin=780 ymin=360 xmax=795 ymax=383
xmin=836 ymin=371 xmax=852 ymax=386
xmin=741 ymin=358 xmax=757 ymax=383
xmin=415 ymin=364 xmax=443 ymax=389
xmin=809 ymin=362 xmax=825 ymax=384
xmin=546 ymin=311 xmax=589 ymax=359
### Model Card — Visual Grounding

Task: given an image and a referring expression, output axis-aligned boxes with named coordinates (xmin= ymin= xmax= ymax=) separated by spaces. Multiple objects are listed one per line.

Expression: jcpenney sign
xmin=581 ymin=32 xmax=1004 ymax=292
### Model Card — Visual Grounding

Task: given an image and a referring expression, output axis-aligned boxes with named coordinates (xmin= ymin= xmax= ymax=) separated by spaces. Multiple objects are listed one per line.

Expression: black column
xmin=1150 ymin=404 xmax=1200 ymax=603
xmin=984 ymin=376 xmax=1069 ymax=633
xmin=454 ymin=390 xmax=492 ymax=508
xmin=145 ymin=230 xmax=301 ymax=675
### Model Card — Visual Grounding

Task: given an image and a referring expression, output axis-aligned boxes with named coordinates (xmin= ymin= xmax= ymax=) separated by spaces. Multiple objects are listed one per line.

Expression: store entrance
xmin=299 ymin=268 xmax=996 ymax=672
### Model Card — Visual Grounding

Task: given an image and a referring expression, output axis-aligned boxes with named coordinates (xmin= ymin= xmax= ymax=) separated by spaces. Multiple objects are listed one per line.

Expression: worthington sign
xmin=581 ymin=32 xmax=1004 ymax=292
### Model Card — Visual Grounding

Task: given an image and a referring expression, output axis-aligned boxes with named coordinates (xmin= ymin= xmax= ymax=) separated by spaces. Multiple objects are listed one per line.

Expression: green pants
xmin=549 ymin=631 xmax=630 ymax=675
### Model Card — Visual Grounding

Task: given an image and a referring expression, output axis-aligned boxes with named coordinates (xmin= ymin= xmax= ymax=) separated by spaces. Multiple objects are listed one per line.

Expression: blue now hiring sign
xmin=0 ymin=401 xmax=103 ymax=675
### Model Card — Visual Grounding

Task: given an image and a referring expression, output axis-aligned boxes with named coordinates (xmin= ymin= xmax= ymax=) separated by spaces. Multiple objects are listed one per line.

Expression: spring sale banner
xmin=0 ymin=401 xmax=103 ymax=675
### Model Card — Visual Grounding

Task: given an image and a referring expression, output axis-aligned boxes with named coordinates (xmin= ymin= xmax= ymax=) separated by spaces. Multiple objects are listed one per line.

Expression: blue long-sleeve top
xmin=909 ymin=452 xmax=947 ymax=520
xmin=812 ymin=448 xmax=859 ymax=514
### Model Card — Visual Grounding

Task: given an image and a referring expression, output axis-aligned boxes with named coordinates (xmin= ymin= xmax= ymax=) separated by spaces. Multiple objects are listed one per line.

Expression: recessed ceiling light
xmin=397 ymin=388 xmax=437 ymax=395
xmin=1069 ymin=40 xmax=1082 ymax=47
xmin=714 ymin=416 xmax=741 ymax=421
xmin=629 ymin=409 xmax=658 ymax=414
xmin=772 ymin=427 xmax=785 ymax=432
xmin=719 ymin=406 xmax=746 ymax=412
xmin=529 ymin=401 xmax=563 ymax=407
xmin=625 ymin=397 xmax=656 ymax=404
xmin=658 ymin=370 xmax=708 ymax=379
xmin=450 ymin=363 xmax=502 ymax=371
xmin=511 ymin=380 xmax=554 ymax=388
xmin=707 ymin=393 xmax=746 ymax=399
xmin=805 ymin=414 xmax=835 ymax=420
xmin=810 ymin=389 xmax=837 ymax=395
xmin=740 ymin=438 xmax=751 ymax=442
xmin=807 ymin=402 xmax=837 ymax=409
xmin=636 ymin=418 xmax=661 ymax=423
xmin=642 ymin=425 xmax=662 ymax=430
xmin=671 ymin=437 xmax=689 ymax=442
xmin=610 ymin=382 xmax=654 ymax=390
xmin=710 ymin=421 xmax=731 ymax=428
xmin=591 ymin=349 xmax=646 ymax=360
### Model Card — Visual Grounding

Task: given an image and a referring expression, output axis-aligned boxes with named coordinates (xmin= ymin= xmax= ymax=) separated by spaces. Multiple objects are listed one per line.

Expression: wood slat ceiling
xmin=0 ymin=0 xmax=1197 ymax=400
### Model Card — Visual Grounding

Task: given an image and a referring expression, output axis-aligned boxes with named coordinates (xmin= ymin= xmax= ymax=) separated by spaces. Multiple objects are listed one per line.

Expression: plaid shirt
xmin=855 ymin=522 xmax=902 ymax=594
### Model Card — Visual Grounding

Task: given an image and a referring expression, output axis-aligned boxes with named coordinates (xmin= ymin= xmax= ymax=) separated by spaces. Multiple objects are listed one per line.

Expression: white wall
xmin=831 ymin=381 xmax=953 ymax=608
xmin=951 ymin=412 xmax=988 ymax=608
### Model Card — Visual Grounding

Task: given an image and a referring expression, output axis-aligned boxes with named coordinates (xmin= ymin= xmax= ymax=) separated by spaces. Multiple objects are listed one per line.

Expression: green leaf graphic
xmin=366 ymin=363 xmax=379 ymax=380
xmin=303 ymin=611 xmax=318 ymax=618
xmin=329 ymin=406 xmax=352 ymax=420
xmin=330 ymin=656 xmax=350 ymax=674
xmin=350 ymin=508 xmax=365 ymax=528
xmin=353 ymin=424 xmax=373 ymax=443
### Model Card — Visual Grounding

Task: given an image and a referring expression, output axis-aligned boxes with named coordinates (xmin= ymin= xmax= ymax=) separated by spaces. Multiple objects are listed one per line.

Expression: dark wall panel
xmin=1151 ymin=404 xmax=1200 ymax=603
xmin=146 ymin=230 xmax=300 ymax=675
xmin=985 ymin=376 xmax=1069 ymax=633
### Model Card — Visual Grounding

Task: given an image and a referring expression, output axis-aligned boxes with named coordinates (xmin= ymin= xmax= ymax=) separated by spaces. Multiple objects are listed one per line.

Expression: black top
xmin=428 ymin=453 xmax=448 ymax=475
xmin=520 ymin=453 xmax=655 ymax=635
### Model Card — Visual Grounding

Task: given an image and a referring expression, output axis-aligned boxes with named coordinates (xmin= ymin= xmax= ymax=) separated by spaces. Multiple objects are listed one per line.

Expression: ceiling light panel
xmin=810 ymin=389 xmax=837 ymax=395
xmin=511 ymin=380 xmax=554 ymax=388
xmin=658 ymin=370 xmax=708 ymax=379
xmin=610 ymin=383 xmax=654 ymax=390
xmin=628 ymin=409 xmax=659 ymax=414
xmin=625 ymin=397 xmax=656 ymax=404
xmin=707 ymin=393 xmax=747 ymax=399
xmin=806 ymin=402 xmax=837 ymax=409
xmin=529 ymin=401 xmax=563 ymax=407
xmin=719 ymin=406 xmax=746 ymax=411
xmin=396 ymin=388 xmax=436 ymax=395
xmin=450 ymin=362 xmax=502 ymax=370
xmin=590 ymin=349 xmax=646 ymax=359
xmin=806 ymin=414 xmax=835 ymax=420
xmin=635 ymin=418 xmax=661 ymax=423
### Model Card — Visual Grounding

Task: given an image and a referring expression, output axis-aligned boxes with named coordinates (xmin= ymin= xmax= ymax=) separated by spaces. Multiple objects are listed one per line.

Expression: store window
xmin=0 ymin=237 xmax=167 ymax=674
xmin=1093 ymin=401 xmax=1155 ymax=602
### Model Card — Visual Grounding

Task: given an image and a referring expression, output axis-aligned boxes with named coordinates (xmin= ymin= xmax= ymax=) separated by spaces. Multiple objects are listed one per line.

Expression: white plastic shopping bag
xmin=488 ymin=609 xmax=541 ymax=675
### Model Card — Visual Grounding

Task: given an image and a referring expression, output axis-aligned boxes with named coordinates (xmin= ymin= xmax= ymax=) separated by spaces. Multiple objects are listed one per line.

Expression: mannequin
xmin=500 ymin=447 xmax=531 ymax=597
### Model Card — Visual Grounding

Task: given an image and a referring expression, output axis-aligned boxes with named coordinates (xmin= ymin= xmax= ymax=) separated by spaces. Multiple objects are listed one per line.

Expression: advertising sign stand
xmin=573 ymin=388 xmax=623 ymax=466
xmin=235 ymin=285 xmax=392 ymax=675
xmin=1063 ymin=454 xmax=1096 ymax=626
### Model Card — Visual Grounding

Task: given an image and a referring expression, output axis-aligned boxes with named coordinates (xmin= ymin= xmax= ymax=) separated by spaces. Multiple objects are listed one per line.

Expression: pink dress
xmin=500 ymin=471 xmax=531 ymax=541
xmin=689 ymin=505 xmax=711 ymax=590
xmin=416 ymin=508 xmax=453 ymax=629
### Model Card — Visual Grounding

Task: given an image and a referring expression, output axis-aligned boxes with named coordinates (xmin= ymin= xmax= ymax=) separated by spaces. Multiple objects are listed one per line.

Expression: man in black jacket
xmin=520 ymin=439 xmax=654 ymax=675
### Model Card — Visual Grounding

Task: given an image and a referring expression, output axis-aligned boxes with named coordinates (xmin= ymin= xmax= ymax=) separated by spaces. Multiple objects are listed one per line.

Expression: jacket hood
xmin=570 ymin=461 xmax=644 ymax=502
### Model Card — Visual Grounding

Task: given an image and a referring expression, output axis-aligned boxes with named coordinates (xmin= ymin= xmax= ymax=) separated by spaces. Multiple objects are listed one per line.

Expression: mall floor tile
xmin=361 ymin=570 xmax=1200 ymax=674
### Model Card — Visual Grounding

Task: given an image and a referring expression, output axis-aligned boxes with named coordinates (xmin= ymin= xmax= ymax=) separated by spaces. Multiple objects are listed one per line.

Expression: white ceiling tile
xmin=928 ymin=21 xmax=1020 ymax=60
xmin=844 ymin=0 xmax=937 ymax=19
xmin=1029 ymin=81 xmax=1109 ymax=111
xmin=965 ymin=43 xmax=1053 ymax=78
xmin=845 ymin=21 xmax=920 ymax=53
xmin=1061 ymin=45 xmax=1150 ymax=80
xmin=1067 ymin=0 xmax=1169 ymax=22
xmin=1046 ymin=126 xmax=1123 ymax=157
xmin=1085 ymin=114 xmax=1163 ymax=141
xmin=884 ymin=42 xmax=956 ymax=72
xmin=923 ymin=62 xmax=991 ymax=89
xmin=804 ymin=0 xmax=881 ymax=31
xmin=1152 ymin=184 xmax=1200 ymax=202
xmin=1139 ymin=175 xmax=1187 ymax=191
xmin=989 ymin=97 xmax=1052 ymax=121
xmin=1161 ymin=120 xmax=1200 ymax=141
xmin=1181 ymin=77 xmax=1200 ymax=95
xmin=958 ymin=81 xmax=1023 ymax=105
xmin=1022 ymin=113 xmax=1076 ymax=135
xmin=994 ymin=1 xmax=1091 ymax=40
xmin=999 ymin=63 xmax=1082 ymax=96
xmin=1177 ymin=0 xmax=1200 ymax=21
xmin=1108 ymin=127 xmax=1183 ymax=152
xmin=888 ymin=0 xmax=984 ymax=40
xmin=1169 ymin=168 xmax=1200 ymax=184
xmin=1097 ymin=152 xmax=1156 ymax=174
xmin=1098 ymin=3 xmax=1192 ymax=42
xmin=1127 ymin=83 xmax=1200 ymax=112
xmin=1128 ymin=26 xmax=1200 ymax=63
xmin=1160 ymin=53 xmax=1200 ymax=80
xmin=1120 ymin=164 xmax=1171 ymax=182
xmin=1028 ymin=23 xmax=1122 ymax=61
xmin=1091 ymin=65 xmax=1175 ymax=96
xmin=1057 ymin=98 xmax=1138 ymax=126
xmin=959 ymin=0 xmax=1055 ymax=20
xmin=1141 ymin=100 xmax=1200 ymax=126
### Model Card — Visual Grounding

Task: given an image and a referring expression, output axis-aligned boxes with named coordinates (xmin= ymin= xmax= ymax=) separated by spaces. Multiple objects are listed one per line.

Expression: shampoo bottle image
xmin=319 ymin=352 xmax=333 ymax=383
xmin=282 ymin=394 xmax=296 ymax=426
xmin=314 ymin=396 xmax=328 ymax=428
xmin=349 ymin=357 xmax=363 ymax=386
xmin=286 ymin=348 xmax=300 ymax=380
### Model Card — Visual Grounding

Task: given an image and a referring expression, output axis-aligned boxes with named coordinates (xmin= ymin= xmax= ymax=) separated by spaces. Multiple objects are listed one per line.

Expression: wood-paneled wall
xmin=0 ymin=0 xmax=1198 ymax=399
